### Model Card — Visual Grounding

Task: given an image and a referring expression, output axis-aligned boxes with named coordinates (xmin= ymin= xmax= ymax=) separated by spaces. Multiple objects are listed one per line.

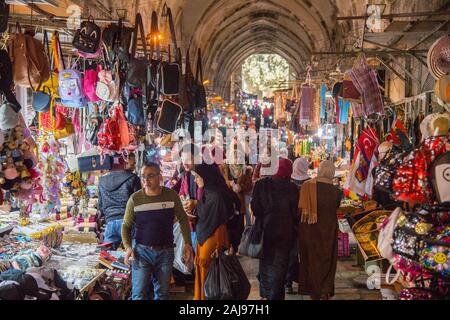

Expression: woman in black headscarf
xmin=192 ymin=164 xmax=240 ymax=300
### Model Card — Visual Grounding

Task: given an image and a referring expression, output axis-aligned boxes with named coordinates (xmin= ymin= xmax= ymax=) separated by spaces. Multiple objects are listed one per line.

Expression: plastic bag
xmin=204 ymin=251 xmax=250 ymax=300
xmin=222 ymin=253 xmax=251 ymax=300
xmin=204 ymin=252 xmax=233 ymax=300
xmin=173 ymin=222 xmax=193 ymax=275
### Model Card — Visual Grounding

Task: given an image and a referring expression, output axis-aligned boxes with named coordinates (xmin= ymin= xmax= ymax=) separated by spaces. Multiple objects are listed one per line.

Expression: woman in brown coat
xmin=298 ymin=160 xmax=342 ymax=300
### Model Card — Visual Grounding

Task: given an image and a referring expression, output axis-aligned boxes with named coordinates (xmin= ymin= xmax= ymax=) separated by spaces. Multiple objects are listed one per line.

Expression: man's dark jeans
xmin=258 ymin=245 xmax=290 ymax=300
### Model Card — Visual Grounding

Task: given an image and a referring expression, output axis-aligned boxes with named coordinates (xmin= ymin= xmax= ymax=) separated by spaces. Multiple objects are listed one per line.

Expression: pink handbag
xmin=83 ymin=65 xmax=101 ymax=102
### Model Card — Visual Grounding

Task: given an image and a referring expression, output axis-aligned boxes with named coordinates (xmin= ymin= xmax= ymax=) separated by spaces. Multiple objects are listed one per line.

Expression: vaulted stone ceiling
xmin=7 ymin=0 xmax=449 ymax=96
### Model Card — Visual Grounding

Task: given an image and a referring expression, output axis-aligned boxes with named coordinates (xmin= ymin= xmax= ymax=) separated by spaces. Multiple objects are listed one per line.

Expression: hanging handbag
xmin=96 ymin=61 xmax=119 ymax=102
xmin=10 ymin=22 xmax=50 ymax=88
xmin=127 ymin=13 xmax=148 ymax=88
xmin=32 ymin=86 xmax=52 ymax=112
xmin=97 ymin=115 xmax=122 ymax=152
xmin=102 ymin=18 xmax=133 ymax=54
xmin=160 ymin=8 xmax=180 ymax=96
xmin=193 ymin=48 xmax=207 ymax=111
xmin=0 ymin=1 xmax=9 ymax=33
xmin=78 ymin=154 xmax=112 ymax=173
xmin=430 ymin=151 xmax=450 ymax=205
xmin=72 ymin=16 xmax=102 ymax=54
xmin=0 ymin=49 xmax=13 ymax=93
xmin=419 ymin=231 xmax=450 ymax=278
xmin=54 ymin=118 xmax=75 ymax=140
xmin=155 ymin=99 xmax=183 ymax=134
xmin=86 ymin=105 xmax=104 ymax=146
xmin=393 ymin=212 xmax=433 ymax=261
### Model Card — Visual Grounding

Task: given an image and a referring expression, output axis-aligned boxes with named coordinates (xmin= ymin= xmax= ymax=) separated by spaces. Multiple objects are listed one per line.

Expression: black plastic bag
xmin=222 ymin=253 xmax=251 ymax=300
xmin=204 ymin=252 xmax=233 ymax=300
xmin=204 ymin=251 xmax=251 ymax=300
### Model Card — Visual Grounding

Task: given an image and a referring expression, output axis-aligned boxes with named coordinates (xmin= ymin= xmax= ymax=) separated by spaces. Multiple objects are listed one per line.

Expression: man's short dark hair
xmin=142 ymin=162 xmax=161 ymax=173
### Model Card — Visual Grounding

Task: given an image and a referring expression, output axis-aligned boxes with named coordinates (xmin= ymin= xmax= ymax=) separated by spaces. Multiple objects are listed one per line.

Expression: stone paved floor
xmin=171 ymin=254 xmax=381 ymax=300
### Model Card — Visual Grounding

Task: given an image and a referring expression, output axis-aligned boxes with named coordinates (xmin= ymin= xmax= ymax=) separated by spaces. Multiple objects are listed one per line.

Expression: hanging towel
xmin=320 ymin=83 xmax=327 ymax=119
xmin=339 ymin=98 xmax=350 ymax=124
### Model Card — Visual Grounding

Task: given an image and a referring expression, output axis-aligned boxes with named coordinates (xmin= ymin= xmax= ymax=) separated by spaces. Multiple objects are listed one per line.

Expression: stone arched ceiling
xmin=175 ymin=0 xmax=340 ymax=95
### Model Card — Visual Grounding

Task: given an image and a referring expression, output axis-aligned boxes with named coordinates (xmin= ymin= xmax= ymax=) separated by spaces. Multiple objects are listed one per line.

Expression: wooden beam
xmin=19 ymin=1 xmax=55 ymax=20
xmin=376 ymin=57 xmax=406 ymax=83
xmin=364 ymin=39 xmax=429 ymax=67
xmin=385 ymin=2 xmax=450 ymax=47
xmin=409 ymin=19 xmax=450 ymax=50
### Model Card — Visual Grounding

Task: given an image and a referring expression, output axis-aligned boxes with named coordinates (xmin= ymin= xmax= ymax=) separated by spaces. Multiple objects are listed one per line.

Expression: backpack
xmin=10 ymin=23 xmax=50 ymax=88
xmin=72 ymin=17 xmax=102 ymax=54
xmin=58 ymin=69 xmax=84 ymax=101
xmin=127 ymin=95 xmax=146 ymax=126
xmin=96 ymin=62 xmax=119 ymax=102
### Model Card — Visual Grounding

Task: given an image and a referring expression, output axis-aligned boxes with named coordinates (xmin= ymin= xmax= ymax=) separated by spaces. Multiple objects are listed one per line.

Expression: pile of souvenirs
xmin=346 ymin=112 xmax=450 ymax=300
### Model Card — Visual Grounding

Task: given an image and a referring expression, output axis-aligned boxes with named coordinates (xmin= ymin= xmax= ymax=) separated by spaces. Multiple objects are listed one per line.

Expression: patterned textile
xmin=350 ymin=54 xmax=384 ymax=116
xmin=351 ymin=101 xmax=365 ymax=118
xmin=299 ymin=86 xmax=315 ymax=123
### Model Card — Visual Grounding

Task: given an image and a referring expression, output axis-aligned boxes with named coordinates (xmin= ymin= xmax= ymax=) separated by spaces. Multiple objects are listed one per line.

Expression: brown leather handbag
xmin=10 ymin=23 xmax=50 ymax=88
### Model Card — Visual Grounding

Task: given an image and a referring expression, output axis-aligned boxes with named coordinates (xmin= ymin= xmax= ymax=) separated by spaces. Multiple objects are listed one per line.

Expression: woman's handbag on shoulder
xmin=238 ymin=221 xmax=263 ymax=259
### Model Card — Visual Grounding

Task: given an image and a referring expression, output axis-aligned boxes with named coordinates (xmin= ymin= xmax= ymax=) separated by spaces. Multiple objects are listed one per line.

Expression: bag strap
xmin=149 ymin=10 xmax=161 ymax=60
xmin=166 ymin=7 xmax=177 ymax=62
xmin=385 ymin=260 xmax=401 ymax=285
xmin=131 ymin=13 xmax=147 ymax=59
xmin=195 ymin=48 xmax=204 ymax=84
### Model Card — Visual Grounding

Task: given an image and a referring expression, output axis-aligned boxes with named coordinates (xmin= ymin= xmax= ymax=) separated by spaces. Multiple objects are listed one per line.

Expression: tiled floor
xmin=171 ymin=255 xmax=381 ymax=300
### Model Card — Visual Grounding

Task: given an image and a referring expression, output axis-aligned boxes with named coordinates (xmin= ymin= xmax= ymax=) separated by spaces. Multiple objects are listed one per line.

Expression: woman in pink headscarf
xmin=250 ymin=157 xmax=299 ymax=300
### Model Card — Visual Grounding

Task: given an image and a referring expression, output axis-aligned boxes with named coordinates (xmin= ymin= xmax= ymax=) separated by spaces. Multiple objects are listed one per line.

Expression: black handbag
xmin=155 ymin=99 xmax=183 ymax=134
xmin=0 ymin=0 xmax=9 ymax=33
xmin=194 ymin=48 xmax=207 ymax=111
xmin=77 ymin=154 xmax=112 ymax=173
xmin=102 ymin=19 xmax=133 ymax=54
xmin=0 ymin=49 xmax=13 ymax=93
xmin=238 ymin=222 xmax=264 ymax=259
xmin=72 ymin=16 xmax=102 ymax=54
xmin=86 ymin=114 xmax=103 ymax=146
xmin=127 ymin=13 xmax=148 ymax=88
xmin=160 ymin=8 xmax=179 ymax=96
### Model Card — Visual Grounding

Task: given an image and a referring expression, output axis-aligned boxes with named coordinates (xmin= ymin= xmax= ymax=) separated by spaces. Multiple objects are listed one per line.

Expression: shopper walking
xmin=98 ymin=153 xmax=141 ymax=249
xmin=251 ymin=158 xmax=299 ymax=300
xmin=192 ymin=164 xmax=240 ymax=300
xmin=285 ymin=157 xmax=311 ymax=294
xmin=298 ymin=160 xmax=342 ymax=300
xmin=122 ymin=163 xmax=193 ymax=300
